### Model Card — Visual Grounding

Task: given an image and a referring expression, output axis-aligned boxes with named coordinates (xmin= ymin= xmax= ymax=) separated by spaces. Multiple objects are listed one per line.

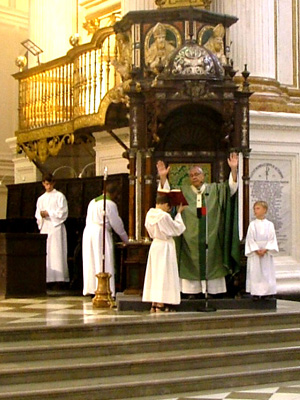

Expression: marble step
xmin=0 ymin=359 xmax=300 ymax=400
xmin=0 ymin=309 xmax=299 ymax=343
xmin=1 ymin=323 xmax=300 ymax=363
xmin=0 ymin=325 xmax=300 ymax=362
xmin=0 ymin=341 xmax=300 ymax=386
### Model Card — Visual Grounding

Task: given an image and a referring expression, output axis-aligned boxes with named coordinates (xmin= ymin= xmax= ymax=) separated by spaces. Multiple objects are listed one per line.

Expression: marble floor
xmin=1 ymin=293 xmax=300 ymax=400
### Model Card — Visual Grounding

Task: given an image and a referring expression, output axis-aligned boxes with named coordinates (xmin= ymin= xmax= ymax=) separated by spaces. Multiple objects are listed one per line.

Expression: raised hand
xmin=157 ymin=160 xmax=170 ymax=177
xmin=156 ymin=160 xmax=170 ymax=186
xmin=227 ymin=152 xmax=238 ymax=170
xmin=227 ymin=152 xmax=238 ymax=182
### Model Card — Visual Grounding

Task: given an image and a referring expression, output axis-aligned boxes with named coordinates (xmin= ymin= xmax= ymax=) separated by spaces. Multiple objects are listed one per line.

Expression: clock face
xmin=249 ymin=159 xmax=291 ymax=256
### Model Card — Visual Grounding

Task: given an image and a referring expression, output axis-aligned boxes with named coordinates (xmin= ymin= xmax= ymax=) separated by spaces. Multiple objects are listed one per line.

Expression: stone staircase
xmin=1 ymin=307 xmax=300 ymax=399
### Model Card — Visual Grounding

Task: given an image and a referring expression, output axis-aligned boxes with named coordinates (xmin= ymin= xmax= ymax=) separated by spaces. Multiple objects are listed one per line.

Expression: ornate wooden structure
xmin=113 ymin=8 xmax=252 ymax=241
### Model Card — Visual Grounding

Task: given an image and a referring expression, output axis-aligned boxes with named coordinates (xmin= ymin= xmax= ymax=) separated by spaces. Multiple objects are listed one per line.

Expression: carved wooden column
xmin=234 ymin=66 xmax=252 ymax=239
xmin=128 ymin=77 xmax=146 ymax=240
xmin=128 ymin=149 xmax=136 ymax=241
xmin=242 ymin=149 xmax=251 ymax=239
xmin=142 ymin=149 xmax=154 ymax=240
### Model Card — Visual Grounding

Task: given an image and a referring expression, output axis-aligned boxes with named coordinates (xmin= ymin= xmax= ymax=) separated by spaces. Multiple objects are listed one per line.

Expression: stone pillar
xmin=211 ymin=0 xmax=276 ymax=79
xmin=28 ymin=0 xmax=77 ymax=65
xmin=276 ymin=0 xmax=296 ymax=86
xmin=211 ymin=0 xmax=297 ymax=112
xmin=121 ymin=0 xmax=156 ymax=15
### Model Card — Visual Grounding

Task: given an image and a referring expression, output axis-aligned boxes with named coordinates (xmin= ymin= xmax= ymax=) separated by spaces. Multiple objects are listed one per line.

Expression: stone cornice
xmin=250 ymin=110 xmax=300 ymax=133
xmin=0 ymin=6 xmax=28 ymax=29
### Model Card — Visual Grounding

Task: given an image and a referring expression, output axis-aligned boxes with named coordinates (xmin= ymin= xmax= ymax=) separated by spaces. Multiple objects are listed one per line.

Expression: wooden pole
xmin=128 ymin=149 xmax=136 ymax=240
xmin=93 ymin=166 xmax=115 ymax=308
xmin=143 ymin=149 xmax=153 ymax=241
xmin=102 ymin=166 xmax=108 ymax=273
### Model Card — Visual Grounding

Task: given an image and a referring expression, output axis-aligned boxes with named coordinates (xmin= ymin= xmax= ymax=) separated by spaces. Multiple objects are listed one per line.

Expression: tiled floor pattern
xmin=175 ymin=384 xmax=300 ymax=399
xmin=1 ymin=294 xmax=300 ymax=400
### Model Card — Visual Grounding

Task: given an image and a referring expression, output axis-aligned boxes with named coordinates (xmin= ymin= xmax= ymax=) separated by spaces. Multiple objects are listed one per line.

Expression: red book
xmin=157 ymin=189 xmax=189 ymax=207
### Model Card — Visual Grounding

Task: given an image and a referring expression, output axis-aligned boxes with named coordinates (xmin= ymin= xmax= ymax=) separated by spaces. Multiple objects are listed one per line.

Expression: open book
xmin=157 ymin=189 xmax=189 ymax=207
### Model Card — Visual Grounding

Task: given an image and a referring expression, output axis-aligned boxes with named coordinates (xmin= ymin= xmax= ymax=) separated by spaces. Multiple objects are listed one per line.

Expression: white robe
xmin=245 ymin=218 xmax=279 ymax=296
xmin=35 ymin=189 xmax=69 ymax=283
xmin=142 ymin=208 xmax=186 ymax=305
xmin=82 ymin=198 xmax=128 ymax=297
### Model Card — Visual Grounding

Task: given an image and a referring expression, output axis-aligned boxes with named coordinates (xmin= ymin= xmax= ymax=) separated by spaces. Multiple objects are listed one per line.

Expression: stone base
xmin=116 ymin=293 xmax=277 ymax=312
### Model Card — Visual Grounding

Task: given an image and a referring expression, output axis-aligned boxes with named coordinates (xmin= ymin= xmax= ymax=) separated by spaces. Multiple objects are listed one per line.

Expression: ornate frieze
xmin=155 ymin=0 xmax=212 ymax=9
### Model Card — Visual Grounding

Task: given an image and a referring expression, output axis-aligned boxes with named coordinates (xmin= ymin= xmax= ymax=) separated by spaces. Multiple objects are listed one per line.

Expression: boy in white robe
xmin=82 ymin=183 xmax=128 ymax=297
xmin=245 ymin=201 xmax=279 ymax=298
xmin=142 ymin=195 xmax=186 ymax=312
xmin=35 ymin=173 xmax=69 ymax=284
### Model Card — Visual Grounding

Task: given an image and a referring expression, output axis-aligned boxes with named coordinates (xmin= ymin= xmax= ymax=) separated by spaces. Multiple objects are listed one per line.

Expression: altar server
xmin=82 ymin=183 xmax=128 ymax=297
xmin=142 ymin=194 xmax=186 ymax=312
xmin=245 ymin=201 xmax=279 ymax=297
xmin=35 ymin=173 xmax=69 ymax=284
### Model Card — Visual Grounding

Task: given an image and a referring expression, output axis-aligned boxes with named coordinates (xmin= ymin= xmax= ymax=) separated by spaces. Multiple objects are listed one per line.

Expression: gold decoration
xmin=19 ymin=133 xmax=74 ymax=164
xmin=112 ymin=32 xmax=132 ymax=81
xmin=15 ymin=56 xmax=27 ymax=72
xmin=16 ymin=122 xmax=74 ymax=143
xmin=106 ymin=85 xmax=130 ymax=106
xmin=83 ymin=13 xmax=121 ymax=35
xmin=83 ymin=18 xmax=101 ymax=35
xmin=69 ymin=33 xmax=81 ymax=47
xmin=155 ymin=0 xmax=212 ymax=9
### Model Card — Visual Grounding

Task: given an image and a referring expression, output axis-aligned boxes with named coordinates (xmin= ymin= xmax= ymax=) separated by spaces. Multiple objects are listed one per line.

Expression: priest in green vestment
xmin=157 ymin=153 xmax=240 ymax=296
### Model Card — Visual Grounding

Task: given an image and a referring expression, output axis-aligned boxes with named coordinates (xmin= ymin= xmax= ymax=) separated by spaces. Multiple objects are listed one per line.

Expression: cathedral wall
xmin=93 ymin=129 xmax=130 ymax=176
xmin=28 ymin=0 xmax=78 ymax=65
xmin=0 ymin=2 xmax=29 ymax=218
xmin=249 ymin=111 xmax=300 ymax=295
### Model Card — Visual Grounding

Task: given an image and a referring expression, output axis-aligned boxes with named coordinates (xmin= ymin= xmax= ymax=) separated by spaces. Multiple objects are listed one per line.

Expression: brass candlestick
xmin=92 ymin=272 xmax=116 ymax=308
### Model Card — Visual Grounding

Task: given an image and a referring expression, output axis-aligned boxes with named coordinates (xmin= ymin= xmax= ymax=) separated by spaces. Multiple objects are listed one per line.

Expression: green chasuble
xmin=95 ymin=194 xmax=111 ymax=202
xmin=175 ymin=182 xmax=240 ymax=281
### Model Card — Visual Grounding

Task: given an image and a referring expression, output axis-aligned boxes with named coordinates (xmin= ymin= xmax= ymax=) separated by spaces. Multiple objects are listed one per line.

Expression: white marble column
xmin=28 ymin=0 xmax=78 ymax=65
xmin=276 ymin=0 xmax=295 ymax=86
xmin=121 ymin=0 xmax=156 ymax=15
xmin=211 ymin=0 xmax=276 ymax=79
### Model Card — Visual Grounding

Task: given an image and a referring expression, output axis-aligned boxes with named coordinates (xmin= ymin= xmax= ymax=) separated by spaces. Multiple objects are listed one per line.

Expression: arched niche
xmin=153 ymin=103 xmax=230 ymax=184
